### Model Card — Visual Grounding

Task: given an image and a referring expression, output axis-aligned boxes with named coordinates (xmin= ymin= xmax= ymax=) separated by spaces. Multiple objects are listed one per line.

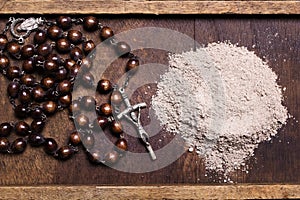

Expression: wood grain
xmin=0 ymin=185 xmax=299 ymax=199
xmin=0 ymin=0 xmax=300 ymax=14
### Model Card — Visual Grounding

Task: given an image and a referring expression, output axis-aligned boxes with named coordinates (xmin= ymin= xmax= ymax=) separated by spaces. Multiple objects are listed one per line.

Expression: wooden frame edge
xmin=0 ymin=185 xmax=299 ymax=199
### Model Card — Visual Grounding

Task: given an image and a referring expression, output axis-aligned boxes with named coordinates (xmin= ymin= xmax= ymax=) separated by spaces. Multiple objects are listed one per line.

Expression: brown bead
xmin=82 ymin=40 xmax=95 ymax=55
xmin=82 ymin=134 xmax=94 ymax=149
xmin=69 ymin=64 xmax=80 ymax=77
xmin=14 ymin=104 xmax=28 ymax=119
xmin=110 ymin=91 xmax=123 ymax=105
xmin=21 ymin=74 xmax=36 ymax=86
xmin=64 ymin=59 xmax=76 ymax=70
xmin=0 ymin=34 xmax=8 ymax=50
xmin=11 ymin=138 xmax=27 ymax=153
xmin=69 ymin=99 xmax=80 ymax=114
xmin=31 ymin=106 xmax=44 ymax=119
xmin=70 ymin=46 xmax=83 ymax=61
xmin=7 ymin=41 xmax=20 ymax=55
xmin=67 ymin=30 xmax=83 ymax=44
xmin=21 ymin=44 xmax=35 ymax=59
xmin=32 ymin=85 xmax=45 ymax=102
xmin=31 ymin=119 xmax=45 ymax=133
xmin=99 ymin=103 xmax=112 ymax=116
xmin=47 ymin=25 xmax=62 ymax=40
xmin=81 ymin=96 xmax=96 ymax=111
xmin=44 ymin=60 xmax=58 ymax=72
xmin=56 ymin=38 xmax=71 ymax=53
xmin=81 ymin=58 xmax=92 ymax=71
xmin=104 ymin=150 xmax=119 ymax=165
xmin=15 ymin=121 xmax=30 ymax=136
xmin=37 ymin=43 xmax=52 ymax=57
xmin=6 ymin=65 xmax=20 ymax=80
xmin=57 ymin=146 xmax=75 ymax=160
xmin=44 ymin=138 xmax=58 ymax=154
xmin=111 ymin=120 xmax=123 ymax=135
xmin=57 ymin=80 xmax=72 ymax=94
xmin=0 ymin=54 xmax=9 ymax=69
xmin=115 ymin=138 xmax=128 ymax=151
xmin=87 ymin=151 xmax=102 ymax=164
xmin=69 ymin=131 xmax=81 ymax=146
xmin=93 ymin=116 xmax=108 ymax=130
xmin=116 ymin=41 xmax=131 ymax=56
xmin=28 ymin=133 xmax=45 ymax=147
xmin=18 ymin=88 xmax=31 ymax=103
xmin=83 ymin=16 xmax=99 ymax=32
xmin=82 ymin=72 xmax=94 ymax=86
xmin=126 ymin=58 xmax=139 ymax=73
xmin=7 ymin=81 xmax=20 ymax=98
xmin=41 ymin=77 xmax=55 ymax=89
xmin=0 ymin=137 xmax=10 ymax=153
xmin=47 ymin=54 xmax=61 ymax=64
xmin=0 ymin=123 xmax=13 ymax=137
xmin=59 ymin=93 xmax=72 ymax=107
xmin=56 ymin=16 xmax=72 ymax=30
xmin=75 ymin=114 xmax=89 ymax=129
xmin=34 ymin=30 xmax=47 ymax=44
xmin=55 ymin=67 xmax=67 ymax=81
xmin=22 ymin=58 xmax=35 ymax=73
xmin=42 ymin=101 xmax=57 ymax=115
xmin=100 ymin=26 xmax=114 ymax=40
xmin=97 ymin=79 xmax=112 ymax=94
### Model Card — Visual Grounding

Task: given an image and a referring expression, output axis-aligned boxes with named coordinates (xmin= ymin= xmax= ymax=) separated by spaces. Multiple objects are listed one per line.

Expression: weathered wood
xmin=0 ymin=0 xmax=299 ymax=14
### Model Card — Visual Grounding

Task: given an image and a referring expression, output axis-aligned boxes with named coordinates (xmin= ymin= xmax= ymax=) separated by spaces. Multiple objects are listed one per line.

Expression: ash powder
xmin=151 ymin=42 xmax=288 ymax=180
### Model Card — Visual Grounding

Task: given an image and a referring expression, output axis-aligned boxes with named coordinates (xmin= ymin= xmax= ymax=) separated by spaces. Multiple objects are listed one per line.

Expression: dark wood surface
xmin=0 ymin=15 xmax=299 ymax=186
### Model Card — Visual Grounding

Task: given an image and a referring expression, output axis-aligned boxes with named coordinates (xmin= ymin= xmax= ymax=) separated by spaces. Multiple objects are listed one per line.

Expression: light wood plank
xmin=0 ymin=0 xmax=299 ymax=14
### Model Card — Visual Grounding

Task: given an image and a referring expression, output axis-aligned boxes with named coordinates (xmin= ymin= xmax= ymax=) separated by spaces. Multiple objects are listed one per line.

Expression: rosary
xmin=0 ymin=16 xmax=156 ymax=165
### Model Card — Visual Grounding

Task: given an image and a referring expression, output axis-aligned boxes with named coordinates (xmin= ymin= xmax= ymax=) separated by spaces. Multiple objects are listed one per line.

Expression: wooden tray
xmin=0 ymin=1 xmax=299 ymax=199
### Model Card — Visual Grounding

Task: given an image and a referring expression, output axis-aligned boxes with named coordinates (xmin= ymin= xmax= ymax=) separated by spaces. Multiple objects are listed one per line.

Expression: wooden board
xmin=0 ymin=0 xmax=300 ymax=14
xmin=0 ymin=15 xmax=300 ymax=199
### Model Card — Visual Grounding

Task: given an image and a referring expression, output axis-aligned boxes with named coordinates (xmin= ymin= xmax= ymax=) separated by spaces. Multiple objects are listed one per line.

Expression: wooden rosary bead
xmin=11 ymin=138 xmax=27 ymax=153
xmin=37 ymin=43 xmax=52 ymax=57
xmin=6 ymin=65 xmax=20 ymax=80
xmin=67 ymin=30 xmax=83 ymax=44
xmin=44 ymin=138 xmax=58 ymax=154
xmin=31 ymin=119 xmax=45 ymax=133
xmin=7 ymin=41 xmax=20 ymax=55
xmin=115 ymin=138 xmax=128 ymax=151
xmin=42 ymin=101 xmax=58 ymax=115
xmin=82 ymin=40 xmax=95 ymax=55
xmin=0 ymin=137 xmax=10 ymax=153
xmin=56 ymin=16 xmax=72 ymax=30
xmin=104 ymin=150 xmax=119 ymax=165
xmin=126 ymin=58 xmax=139 ymax=73
xmin=28 ymin=133 xmax=45 ymax=147
xmin=69 ymin=99 xmax=80 ymax=114
xmin=0 ymin=122 xmax=13 ymax=137
xmin=59 ymin=93 xmax=72 ymax=107
xmin=44 ymin=60 xmax=59 ymax=72
xmin=70 ymin=46 xmax=83 ymax=61
xmin=81 ymin=96 xmax=96 ymax=111
xmin=69 ymin=64 xmax=80 ymax=78
xmin=31 ymin=106 xmax=44 ymax=119
xmin=7 ymin=81 xmax=20 ymax=98
xmin=83 ymin=16 xmax=99 ymax=32
xmin=56 ymin=38 xmax=71 ymax=54
xmin=0 ymin=54 xmax=10 ymax=69
xmin=82 ymin=72 xmax=94 ymax=86
xmin=97 ymin=79 xmax=112 ymax=94
xmin=93 ymin=116 xmax=109 ymax=130
xmin=111 ymin=120 xmax=123 ymax=135
xmin=14 ymin=104 xmax=28 ymax=119
xmin=0 ymin=34 xmax=8 ymax=50
xmin=41 ymin=77 xmax=55 ymax=89
xmin=21 ymin=44 xmax=35 ymax=59
xmin=99 ymin=103 xmax=112 ymax=116
xmin=15 ymin=121 xmax=30 ymax=136
xmin=116 ymin=41 xmax=131 ymax=56
xmin=21 ymin=74 xmax=36 ymax=86
xmin=64 ymin=59 xmax=76 ymax=71
xmin=32 ymin=85 xmax=45 ymax=102
xmin=57 ymin=146 xmax=74 ymax=160
xmin=82 ymin=134 xmax=94 ymax=149
xmin=69 ymin=131 xmax=81 ymax=146
xmin=75 ymin=114 xmax=90 ymax=129
xmin=18 ymin=88 xmax=31 ymax=103
xmin=22 ymin=58 xmax=35 ymax=73
xmin=57 ymin=80 xmax=72 ymax=94
xmin=34 ymin=30 xmax=47 ymax=44
xmin=87 ymin=151 xmax=101 ymax=164
xmin=47 ymin=54 xmax=61 ymax=64
xmin=100 ymin=26 xmax=114 ymax=40
xmin=47 ymin=25 xmax=63 ymax=40
xmin=110 ymin=91 xmax=123 ymax=105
